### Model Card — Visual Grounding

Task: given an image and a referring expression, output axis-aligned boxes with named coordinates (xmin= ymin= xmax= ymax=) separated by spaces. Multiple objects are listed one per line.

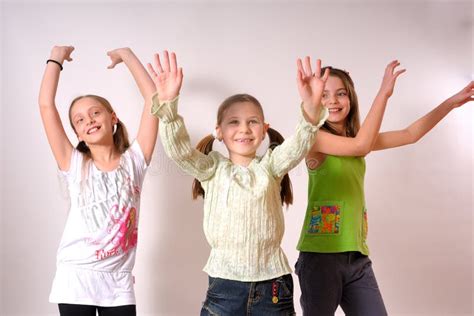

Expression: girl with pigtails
xmin=40 ymin=46 xmax=158 ymax=316
xmin=147 ymin=50 xmax=329 ymax=315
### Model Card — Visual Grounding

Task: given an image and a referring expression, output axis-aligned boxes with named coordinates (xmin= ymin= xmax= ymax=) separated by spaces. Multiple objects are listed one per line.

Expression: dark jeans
xmin=200 ymin=274 xmax=296 ymax=315
xmin=295 ymin=252 xmax=387 ymax=316
xmin=58 ymin=304 xmax=136 ymax=316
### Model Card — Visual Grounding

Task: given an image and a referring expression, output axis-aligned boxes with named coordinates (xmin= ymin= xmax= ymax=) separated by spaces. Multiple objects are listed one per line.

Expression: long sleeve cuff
xmin=299 ymin=104 xmax=329 ymax=132
xmin=150 ymin=93 xmax=180 ymax=122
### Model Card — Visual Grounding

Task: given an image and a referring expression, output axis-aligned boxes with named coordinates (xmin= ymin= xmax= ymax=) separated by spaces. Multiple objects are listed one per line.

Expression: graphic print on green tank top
xmin=297 ymin=155 xmax=369 ymax=255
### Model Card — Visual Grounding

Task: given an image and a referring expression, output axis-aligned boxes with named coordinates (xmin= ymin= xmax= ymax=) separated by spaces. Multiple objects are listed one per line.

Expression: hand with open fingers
xmin=107 ymin=47 xmax=131 ymax=69
xmin=445 ymin=81 xmax=474 ymax=109
xmin=296 ymin=56 xmax=330 ymax=107
xmin=379 ymin=60 xmax=406 ymax=98
xmin=50 ymin=45 xmax=75 ymax=64
xmin=147 ymin=50 xmax=183 ymax=102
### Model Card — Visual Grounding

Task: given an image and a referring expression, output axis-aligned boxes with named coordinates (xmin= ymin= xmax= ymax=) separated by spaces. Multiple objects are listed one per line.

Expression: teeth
xmin=88 ymin=127 xmax=99 ymax=134
xmin=328 ymin=108 xmax=342 ymax=113
xmin=236 ymin=139 xmax=252 ymax=143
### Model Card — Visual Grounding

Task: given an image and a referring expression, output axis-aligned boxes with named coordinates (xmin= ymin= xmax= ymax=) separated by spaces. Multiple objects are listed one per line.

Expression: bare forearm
xmin=373 ymin=101 xmax=454 ymax=151
xmin=120 ymin=49 xmax=156 ymax=102
xmin=38 ymin=51 xmax=64 ymax=107
xmin=356 ymin=92 xmax=390 ymax=152
xmin=406 ymin=100 xmax=453 ymax=142
xmin=39 ymin=66 xmax=61 ymax=107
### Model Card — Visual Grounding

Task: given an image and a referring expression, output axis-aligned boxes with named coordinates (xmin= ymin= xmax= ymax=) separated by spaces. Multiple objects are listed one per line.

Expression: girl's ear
xmin=74 ymin=128 xmax=82 ymax=142
xmin=111 ymin=112 xmax=118 ymax=125
xmin=263 ymin=123 xmax=270 ymax=139
xmin=215 ymin=125 xmax=223 ymax=141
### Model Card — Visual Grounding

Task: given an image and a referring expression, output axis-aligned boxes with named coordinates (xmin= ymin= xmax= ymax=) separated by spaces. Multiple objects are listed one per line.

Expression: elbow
xmin=38 ymin=101 xmax=49 ymax=110
xmin=38 ymin=101 xmax=54 ymax=112
xmin=405 ymin=129 xmax=418 ymax=145
xmin=355 ymin=141 xmax=372 ymax=157
xmin=407 ymin=136 xmax=417 ymax=145
xmin=38 ymin=95 xmax=54 ymax=109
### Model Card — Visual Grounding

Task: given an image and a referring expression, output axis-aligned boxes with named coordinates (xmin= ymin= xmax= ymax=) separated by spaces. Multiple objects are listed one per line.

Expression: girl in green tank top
xmin=295 ymin=61 xmax=474 ymax=316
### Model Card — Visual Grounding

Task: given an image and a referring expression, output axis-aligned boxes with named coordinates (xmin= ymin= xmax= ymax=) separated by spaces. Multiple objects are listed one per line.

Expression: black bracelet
xmin=46 ymin=59 xmax=63 ymax=71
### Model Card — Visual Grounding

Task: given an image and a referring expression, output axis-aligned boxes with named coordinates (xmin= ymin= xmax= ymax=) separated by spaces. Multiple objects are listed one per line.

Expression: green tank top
xmin=296 ymin=155 xmax=369 ymax=255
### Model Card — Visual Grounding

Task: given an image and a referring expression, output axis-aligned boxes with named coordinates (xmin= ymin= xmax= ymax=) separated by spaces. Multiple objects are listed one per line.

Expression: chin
xmin=327 ymin=118 xmax=344 ymax=125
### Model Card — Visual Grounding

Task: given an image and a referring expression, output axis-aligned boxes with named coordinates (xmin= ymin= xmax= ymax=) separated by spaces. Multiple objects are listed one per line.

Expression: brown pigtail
xmin=192 ymin=134 xmax=215 ymax=199
xmin=113 ymin=119 xmax=130 ymax=155
xmin=267 ymin=127 xmax=293 ymax=207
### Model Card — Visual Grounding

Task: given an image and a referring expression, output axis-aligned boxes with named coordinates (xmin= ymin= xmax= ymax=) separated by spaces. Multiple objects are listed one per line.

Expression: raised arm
xmin=297 ymin=57 xmax=329 ymax=124
xmin=147 ymin=51 xmax=217 ymax=181
xmin=310 ymin=60 xmax=405 ymax=157
xmin=372 ymin=81 xmax=474 ymax=151
xmin=38 ymin=45 xmax=75 ymax=171
xmin=107 ymin=48 xmax=158 ymax=164
xmin=269 ymin=56 xmax=329 ymax=177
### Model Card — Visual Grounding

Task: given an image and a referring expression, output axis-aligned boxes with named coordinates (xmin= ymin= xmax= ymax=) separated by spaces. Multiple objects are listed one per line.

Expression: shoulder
xmin=124 ymin=141 xmax=145 ymax=162
xmin=121 ymin=141 xmax=149 ymax=176
xmin=59 ymin=148 xmax=84 ymax=178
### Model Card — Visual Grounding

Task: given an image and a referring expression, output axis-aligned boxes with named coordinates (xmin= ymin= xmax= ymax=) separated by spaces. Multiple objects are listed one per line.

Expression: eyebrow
xmin=72 ymin=113 xmax=83 ymax=121
xmin=324 ymin=88 xmax=347 ymax=92
xmin=226 ymin=116 xmax=261 ymax=120
xmin=72 ymin=106 xmax=102 ymax=118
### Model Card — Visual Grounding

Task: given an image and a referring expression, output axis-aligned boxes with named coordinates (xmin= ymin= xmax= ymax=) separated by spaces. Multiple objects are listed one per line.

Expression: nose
xmin=239 ymin=122 xmax=251 ymax=133
xmin=328 ymin=94 xmax=338 ymax=104
xmin=86 ymin=116 xmax=96 ymax=125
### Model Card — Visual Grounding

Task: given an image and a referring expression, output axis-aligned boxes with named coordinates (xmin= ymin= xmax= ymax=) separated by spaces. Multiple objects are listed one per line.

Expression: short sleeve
xmin=125 ymin=140 xmax=148 ymax=186
xmin=57 ymin=148 xmax=83 ymax=182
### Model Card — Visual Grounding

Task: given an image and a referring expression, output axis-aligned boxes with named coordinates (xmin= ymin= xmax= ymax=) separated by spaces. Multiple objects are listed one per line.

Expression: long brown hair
xmin=320 ymin=67 xmax=361 ymax=137
xmin=192 ymin=94 xmax=293 ymax=206
xmin=68 ymin=95 xmax=130 ymax=160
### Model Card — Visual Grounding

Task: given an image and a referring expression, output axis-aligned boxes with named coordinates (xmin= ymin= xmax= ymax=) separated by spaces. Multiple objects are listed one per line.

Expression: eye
xmin=249 ymin=119 xmax=259 ymax=125
xmin=322 ymin=92 xmax=328 ymax=99
xmin=76 ymin=118 xmax=84 ymax=125
xmin=92 ymin=110 xmax=100 ymax=116
xmin=228 ymin=120 xmax=239 ymax=125
xmin=337 ymin=91 xmax=347 ymax=97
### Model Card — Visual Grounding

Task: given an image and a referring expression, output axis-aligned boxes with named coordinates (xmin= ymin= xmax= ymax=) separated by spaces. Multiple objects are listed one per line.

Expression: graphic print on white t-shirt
xmin=57 ymin=141 xmax=146 ymax=269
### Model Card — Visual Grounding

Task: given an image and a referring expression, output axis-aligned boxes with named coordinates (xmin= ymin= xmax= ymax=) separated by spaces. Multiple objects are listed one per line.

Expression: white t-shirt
xmin=49 ymin=141 xmax=147 ymax=306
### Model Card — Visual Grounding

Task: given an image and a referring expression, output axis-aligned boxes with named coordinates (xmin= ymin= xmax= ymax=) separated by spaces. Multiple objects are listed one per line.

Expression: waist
xmin=204 ymin=247 xmax=292 ymax=282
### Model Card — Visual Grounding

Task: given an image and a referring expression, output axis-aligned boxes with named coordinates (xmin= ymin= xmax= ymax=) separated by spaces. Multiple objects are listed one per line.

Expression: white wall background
xmin=0 ymin=1 xmax=472 ymax=315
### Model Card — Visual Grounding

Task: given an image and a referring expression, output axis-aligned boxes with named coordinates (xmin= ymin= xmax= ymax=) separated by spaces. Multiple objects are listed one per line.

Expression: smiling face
xmin=69 ymin=96 xmax=117 ymax=146
xmin=322 ymin=75 xmax=351 ymax=130
xmin=216 ymin=101 xmax=269 ymax=166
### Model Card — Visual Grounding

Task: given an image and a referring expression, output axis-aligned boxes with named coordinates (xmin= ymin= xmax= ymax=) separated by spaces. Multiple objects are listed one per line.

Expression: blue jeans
xmin=200 ymin=274 xmax=296 ymax=315
xmin=295 ymin=252 xmax=387 ymax=316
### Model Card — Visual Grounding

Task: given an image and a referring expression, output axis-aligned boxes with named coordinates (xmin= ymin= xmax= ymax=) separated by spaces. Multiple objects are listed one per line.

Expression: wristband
xmin=46 ymin=59 xmax=63 ymax=71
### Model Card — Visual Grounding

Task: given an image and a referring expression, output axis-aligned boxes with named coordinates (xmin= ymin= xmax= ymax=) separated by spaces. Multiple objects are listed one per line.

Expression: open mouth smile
xmin=87 ymin=126 xmax=101 ymax=134
xmin=234 ymin=138 xmax=254 ymax=143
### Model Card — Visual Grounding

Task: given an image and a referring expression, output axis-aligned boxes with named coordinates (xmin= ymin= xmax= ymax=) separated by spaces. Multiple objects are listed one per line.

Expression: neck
xmin=88 ymin=144 xmax=119 ymax=163
xmin=327 ymin=121 xmax=346 ymax=136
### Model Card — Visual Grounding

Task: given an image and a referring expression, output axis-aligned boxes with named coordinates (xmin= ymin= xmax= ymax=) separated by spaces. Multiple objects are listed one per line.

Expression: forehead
xmin=325 ymin=75 xmax=346 ymax=91
xmin=222 ymin=101 xmax=264 ymax=119
xmin=71 ymin=97 xmax=104 ymax=116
